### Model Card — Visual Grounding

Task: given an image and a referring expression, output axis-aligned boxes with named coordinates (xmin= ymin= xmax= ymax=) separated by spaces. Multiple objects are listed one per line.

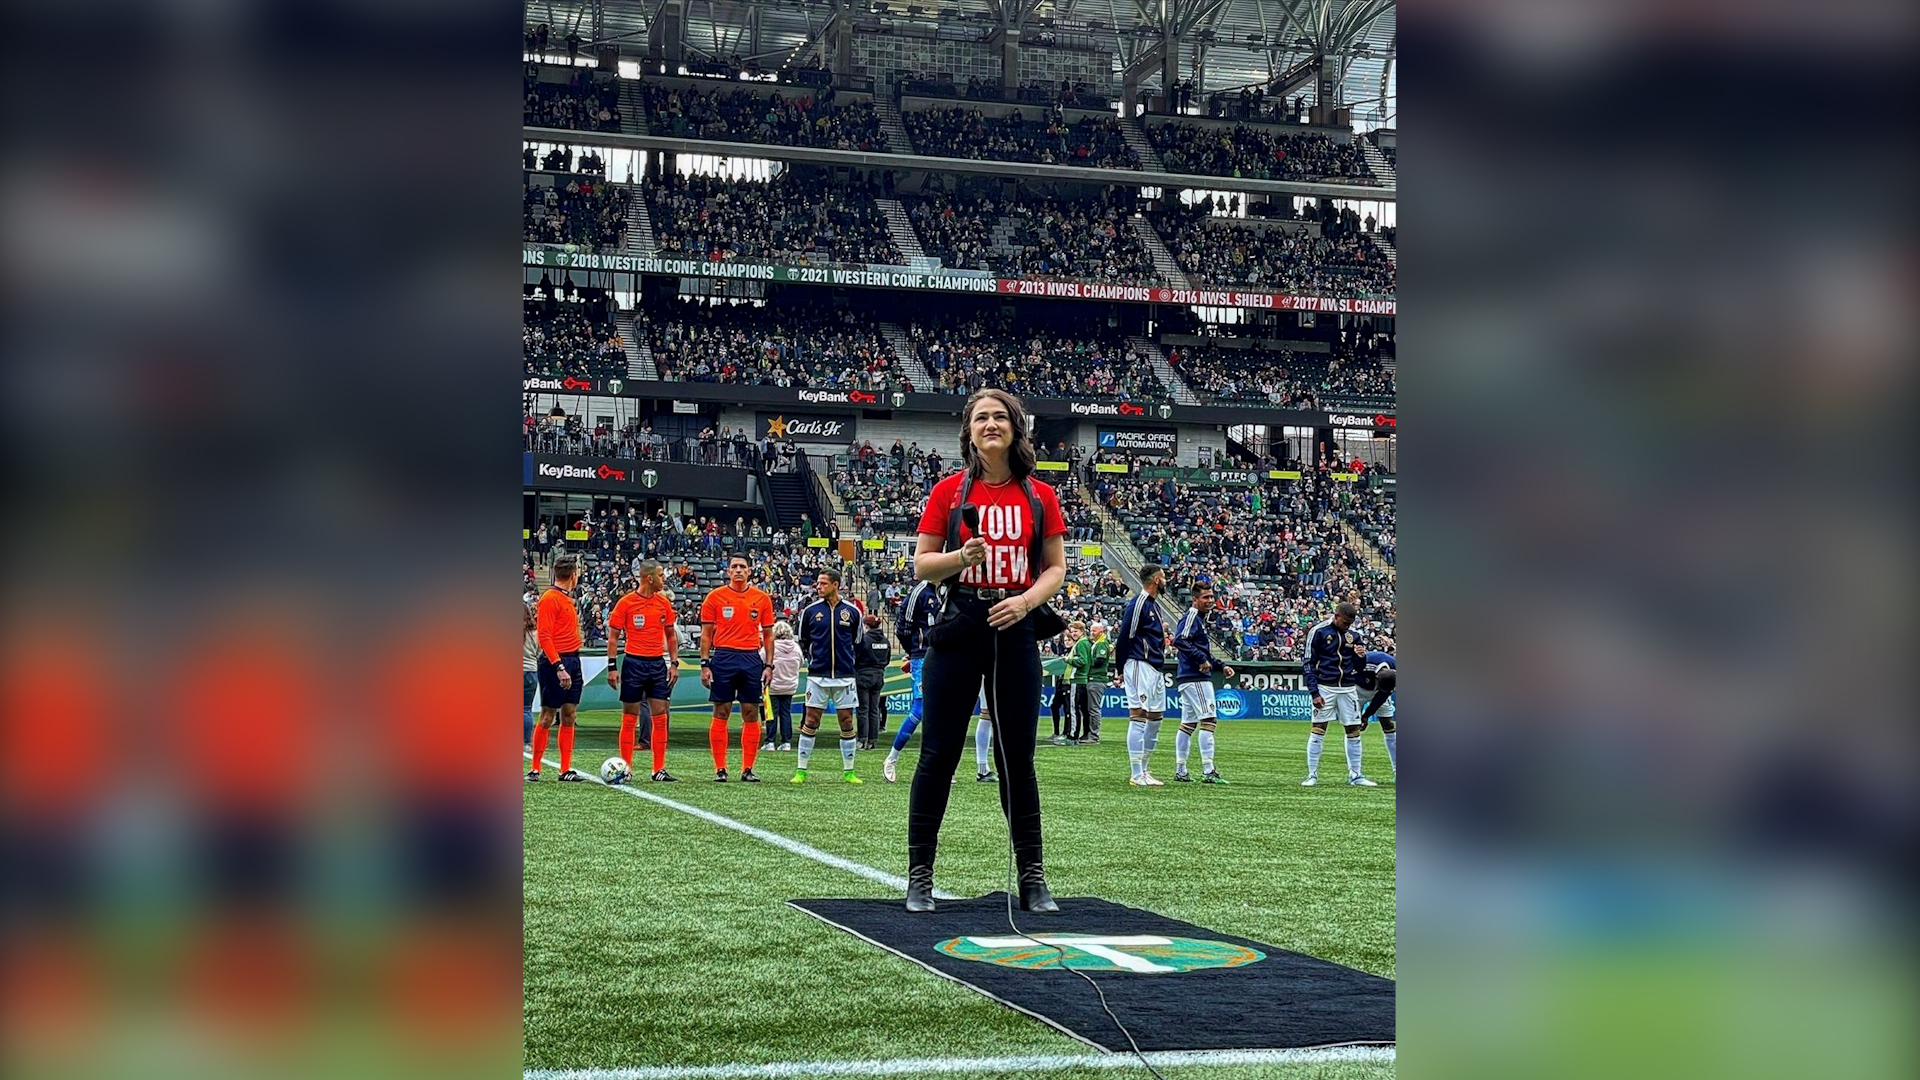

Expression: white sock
xmin=884 ymin=747 xmax=899 ymax=765
xmin=1345 ymin=733 xmax=1363 ymax=779
xmin=840 ymin=737 xmax=857 ymax=770
xmin=975 ymin=716 xmax=992 ymax=773
xmin=1127 ymin=720 xmax=1147 ymax=778
xmin=1198 ymin=728 xmax=1216 ymax=772
xmin=1306 ymin=731 xmax=1324 ymax=778
xmin=1384 ymin=730 xmax=1397 ymax=773
xmin=797 ymin=733 xmax=815 ymax=770
xmin=1144 ymin=719 xmax=1162 ymax=768
xmin=1175 ymin=726 xmax=1193 ymax=771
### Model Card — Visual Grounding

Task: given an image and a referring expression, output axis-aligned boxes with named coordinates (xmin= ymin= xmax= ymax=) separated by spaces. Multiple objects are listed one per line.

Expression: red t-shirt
xmin=917 ymin=473 xmax=1068 ymax=590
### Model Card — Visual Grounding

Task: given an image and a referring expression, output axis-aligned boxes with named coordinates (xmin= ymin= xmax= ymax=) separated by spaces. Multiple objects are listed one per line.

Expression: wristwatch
xmin=699 ymin=658 xmax=712 ymax=667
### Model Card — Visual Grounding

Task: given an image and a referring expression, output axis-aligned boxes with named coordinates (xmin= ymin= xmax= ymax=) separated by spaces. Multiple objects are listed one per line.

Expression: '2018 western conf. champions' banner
xmin=523 ymin=248 xmax=1397 ymax=316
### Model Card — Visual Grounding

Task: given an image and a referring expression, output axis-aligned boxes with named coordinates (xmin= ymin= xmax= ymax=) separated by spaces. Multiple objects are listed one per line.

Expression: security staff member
xmin=853 ymin=612 xmax=892 ymax=749
xmin=904 ymin=388 xmax=1068 ymax=914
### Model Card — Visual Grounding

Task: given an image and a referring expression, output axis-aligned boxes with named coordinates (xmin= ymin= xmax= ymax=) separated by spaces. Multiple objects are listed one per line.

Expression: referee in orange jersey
xmin=606 ymin=560 xmax=680 ymax=783
xmin=699 ymin=554 xmax=776 ymax=782
xmin=529 ymin=556 xmax=587 ymax=782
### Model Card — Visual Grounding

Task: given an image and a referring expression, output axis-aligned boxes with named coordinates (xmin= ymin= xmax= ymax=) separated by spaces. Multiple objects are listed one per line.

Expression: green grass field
xmin=524 ymin=706 xmax=1396 ymax=1080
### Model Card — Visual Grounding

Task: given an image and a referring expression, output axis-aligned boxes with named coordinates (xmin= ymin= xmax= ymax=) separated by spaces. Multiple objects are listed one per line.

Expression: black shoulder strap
xmin=1022 ymin=476 xmax=1045 ymax=570
xmin=944 ymin=476 xmax=973 ymax=555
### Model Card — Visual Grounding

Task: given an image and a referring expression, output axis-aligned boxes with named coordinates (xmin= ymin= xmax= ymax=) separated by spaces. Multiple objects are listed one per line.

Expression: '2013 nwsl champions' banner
xmin=523 ymin=248 xmax=1396 ymax=316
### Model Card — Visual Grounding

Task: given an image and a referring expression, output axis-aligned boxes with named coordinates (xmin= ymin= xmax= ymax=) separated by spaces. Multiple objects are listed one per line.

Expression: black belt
xmin=952 ymin=586 xmax=1014 ymax=600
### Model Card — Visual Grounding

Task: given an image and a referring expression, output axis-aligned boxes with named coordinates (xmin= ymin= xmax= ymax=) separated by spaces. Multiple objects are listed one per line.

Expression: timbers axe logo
xmin=936 ymin=934 xmax=1264 ymax=974
xmin=640 ymin=469 xmax=658 ymax=488
xmin=891 ymin=391 xmax=907 ymax=408
xmin=536 ymin=462 xmax=629 ymax=483
xmin=523 ymin=375 xmax=596 ymax=392
xmin=797 ymin=389 xmax=878 ymax=405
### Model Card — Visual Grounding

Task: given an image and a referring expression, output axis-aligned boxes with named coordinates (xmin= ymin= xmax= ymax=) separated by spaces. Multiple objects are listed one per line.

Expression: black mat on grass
xmin=789 ymin=893 xmax=1394 ymax=1051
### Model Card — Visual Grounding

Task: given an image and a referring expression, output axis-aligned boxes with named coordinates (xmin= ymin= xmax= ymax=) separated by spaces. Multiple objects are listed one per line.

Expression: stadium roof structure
xmin=525 ymin=0 xmax=1396 ymax=131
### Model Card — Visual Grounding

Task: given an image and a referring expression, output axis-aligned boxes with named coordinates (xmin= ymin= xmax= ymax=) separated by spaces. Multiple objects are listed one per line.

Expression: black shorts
xmin=619 ymin=655 xmax=673 ymax=704
xmin=536 ymin=652 xmax=583 ymax=707
xmin=707 ymin=647 xmax=765 ymax=704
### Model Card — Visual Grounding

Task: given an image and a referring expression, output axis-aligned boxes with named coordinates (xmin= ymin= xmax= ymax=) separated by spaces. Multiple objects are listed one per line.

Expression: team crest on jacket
xmin=839 ymin=609 xmax=852 ymax=625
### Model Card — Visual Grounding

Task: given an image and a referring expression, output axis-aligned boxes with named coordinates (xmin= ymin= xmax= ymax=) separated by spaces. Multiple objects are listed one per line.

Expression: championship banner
xmin=524 ymin=247 xmax=1395 ymax=315
xmin=1138 ymin=466 xmax=1263 ymax=487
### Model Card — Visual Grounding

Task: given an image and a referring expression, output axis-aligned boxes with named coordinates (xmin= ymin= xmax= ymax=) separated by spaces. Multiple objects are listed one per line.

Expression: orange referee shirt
xmin=609 ymin=591 xmax=675 ymax=658
xmin=535 ymin=586 xmax=582 ymax=663
xmin=699 ymin=584 xmax=774 ymax=651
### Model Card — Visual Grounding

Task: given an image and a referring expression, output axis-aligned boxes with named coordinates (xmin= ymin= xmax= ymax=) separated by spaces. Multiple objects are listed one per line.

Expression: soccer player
xmin=1361 ymin=649 xmax=1397 ymax=782
xmin=1302 ymin=601 xmax=1376 ymax=786
xmin=1113 ymin=564 xmax=1170 ymax=786
xmin=528 ymin=556 xmax=586 ymax=782
xmin=699 ymin=554 xmax=776 ymax=782
xmin=1171 ymin=582 xmax=1235 ymax=783
xmin=884 ymin=578 xmax=995 ymax=782
xmin=793 ymin=569 xmax=864 ymax=784
xmin=606 ymin=560 xmax=678 ymax=783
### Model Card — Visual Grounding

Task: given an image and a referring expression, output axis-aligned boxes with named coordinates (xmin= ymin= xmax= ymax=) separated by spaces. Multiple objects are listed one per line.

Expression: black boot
xmin=1017 ymin=864 xmax=1059 ymax=913
xmin=904 ymin=865 xmax=936 ymax=913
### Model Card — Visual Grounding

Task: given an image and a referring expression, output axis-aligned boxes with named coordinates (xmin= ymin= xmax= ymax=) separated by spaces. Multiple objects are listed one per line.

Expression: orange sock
xmin=618 ymin=714 xmax=636 ymax=770
xmin=651 ymin=712 xmax=668 ymax=774
xmin=742 ymin=721 xmax=761 ymax=770
xmin=529 ymin=725 xmax=549 ymax=772
xmin=709 ymin=718 xmax=729 ymax=772
xmin=557 ymin=725 xmax=575 ymax=774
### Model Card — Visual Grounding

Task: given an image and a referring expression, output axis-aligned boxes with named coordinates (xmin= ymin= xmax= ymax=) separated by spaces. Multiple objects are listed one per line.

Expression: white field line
xmin=525 ymin=753 xmax=961 ymax=899
xmin=525 ymin=1046 xmax=1395 ymax=1080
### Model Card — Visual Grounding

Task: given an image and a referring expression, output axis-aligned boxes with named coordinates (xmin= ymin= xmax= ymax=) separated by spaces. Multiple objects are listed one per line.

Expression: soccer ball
xmin=600 ymin=756 xmax=632 ymax=785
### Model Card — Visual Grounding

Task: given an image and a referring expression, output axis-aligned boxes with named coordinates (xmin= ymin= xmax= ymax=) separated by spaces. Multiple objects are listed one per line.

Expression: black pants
xmin=856 ymin=668 xmax=887 ymax=744
xmin=1071 ymin=684 xmax=1094 ymax=740
xmin=1049 ymin=678 xmax=1069 ymax=736
xmin=908 ymin=598 xmax=1043 ymax=869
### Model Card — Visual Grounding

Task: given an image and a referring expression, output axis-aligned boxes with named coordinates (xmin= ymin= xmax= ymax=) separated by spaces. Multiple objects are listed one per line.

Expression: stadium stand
xmin=908 ymin=187 xmax=1158 ymax=282
xmin=645 ymin=294 xmax=909 ymax=393
xmin=1165 ymin=340 xmax=1396 ymax=408
xmin=648 ymin=170 xmax=901 ymax=266
xmin=523 ymin=293 xmax=627 ymax=381
xmin=644 ymin=84 xmax=887 ymax=151
xmin=524 ymin=165 xmax=632 ymax=252
xmin=1148 ymin=122 xmax=1375 ymax=184
xmin=900 ymin=105 xmax=1140 ymax=169
xmin=1155 ymin=203 xmax=1395 ymax=296
xmin=901 ymin=307 xmax=1160 ymax=399
xmin=524 ymin=69 xmax=623 ymax=132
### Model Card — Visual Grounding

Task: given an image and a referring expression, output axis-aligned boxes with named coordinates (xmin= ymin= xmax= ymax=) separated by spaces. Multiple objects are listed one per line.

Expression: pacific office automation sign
xmin=525 ymin=453 xmax=750 ymax=501
xmin=522 ymin=248 xmax=1394 ymax=316
xmin=1097 ymin=428 xmax=1178 ymax=454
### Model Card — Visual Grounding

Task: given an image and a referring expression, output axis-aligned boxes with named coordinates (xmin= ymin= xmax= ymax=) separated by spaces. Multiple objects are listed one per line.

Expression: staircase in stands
xmin=1371 ymin=232 xmax=1396 ymax=265
xmin=1126 ymin=335 xmax=1201 ymax=406
xmin=873 ymin=94 xmax=915 ymax=155
xmin=878 ymin=322 xmax=938 ymax=391
xmin=625 ymin=186 xmax=659 ymax=255
xmin=874 ymin=197 xmax=928 ymax=262
xmin=807 ymin=452 xmax=859 ymax=536
xmin=1333 ymin=515 xmax=1395 ymax=579
xmin=1130 ymin=214 xmax=1192 ymax=290
xmin=763 ymin=470 xmax=817 ymax=532
xmin=1361 ymin=139 xmax=1396 ymax=187
xmin=1083 ymin=495 xmax=1182 ymax=628
xmin=1117 ymin=114 xmax=1165 ymax=172
xmin=619 ymin=80 xmax=650 ymax=137
xmin=615 ymin=310 xmax=658 ymax=380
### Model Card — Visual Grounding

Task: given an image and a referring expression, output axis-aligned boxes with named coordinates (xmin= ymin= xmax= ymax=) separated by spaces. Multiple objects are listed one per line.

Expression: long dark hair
xmin=958 ymin=387 xmax=1037 ymax=481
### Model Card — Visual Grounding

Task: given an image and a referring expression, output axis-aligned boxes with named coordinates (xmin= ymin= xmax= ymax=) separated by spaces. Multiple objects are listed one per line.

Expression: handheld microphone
xmin=961 ymin=503 xmax=980 ymax=535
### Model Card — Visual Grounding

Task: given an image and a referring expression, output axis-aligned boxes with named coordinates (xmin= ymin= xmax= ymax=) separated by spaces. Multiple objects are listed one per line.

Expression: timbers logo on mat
xmin=935 ymin=934 xmax=1264 ymax=974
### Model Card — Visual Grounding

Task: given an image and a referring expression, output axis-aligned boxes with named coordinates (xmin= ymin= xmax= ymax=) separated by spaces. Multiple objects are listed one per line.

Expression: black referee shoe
xmin=651 ymin=769 xmax=679 ymax=783
xmin=715 ymin=769 xmax=728 ymax=783
xmin=525 ymin=770 xmax=540 ymax=784
xmin=740 ymin=768 xmax=761 ymax=783
xmin=557 ymin=769 xmax=587 ymax=783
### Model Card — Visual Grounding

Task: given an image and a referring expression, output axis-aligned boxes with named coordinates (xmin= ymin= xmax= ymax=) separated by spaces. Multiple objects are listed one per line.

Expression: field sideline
xmin=525 ymin=710 xmax=1396 ymax=1080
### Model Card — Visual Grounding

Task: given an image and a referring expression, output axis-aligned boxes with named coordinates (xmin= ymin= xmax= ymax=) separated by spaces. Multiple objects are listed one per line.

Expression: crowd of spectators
xmin=524 ymin=70 xmax=623 ymax=132
xmin=649 ymin=170 xmax=900 ymax=266
xmin=1149 ymin=123 xmax=1374 ymax=183
xmin=644 ymin=85 xmax=886 ymax=151
xmin=1090 ymin=464 xmax=1395 ymax=661
xmin=647 ymin=296 xmax=909 ymax=393
xmin=524 ymin=164 xmax=631 ymax=252
xmin=1167 ymin=340 xmax=1396 ymax=408
xmin=908 ymin=188 xmax=1159 ymax=283
xmin=1157 ymin=204 xmax=1395 ymax=297
xmin=524 ymin=295 xmax=626 ymax=381
xmin=901 ymin=105 xmax=1139 ymax=169
xmin=522 ymin=415 xmax=771 ymax=469
xmin=903 ymin=309 xmax=1160 ymax=400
